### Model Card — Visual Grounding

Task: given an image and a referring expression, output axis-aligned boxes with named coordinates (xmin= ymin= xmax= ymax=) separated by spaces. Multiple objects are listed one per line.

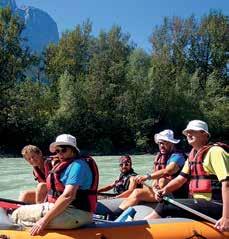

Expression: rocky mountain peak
xmin=0 ymin=0 xmax=59 ymax=52
xmin=0 ymin=0 xmax=17 ymax=11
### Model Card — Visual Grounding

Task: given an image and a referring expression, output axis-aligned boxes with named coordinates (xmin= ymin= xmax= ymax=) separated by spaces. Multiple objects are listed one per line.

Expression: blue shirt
xmin=60 ymin=159 xmax=92 ymax=190
xmin=167 ymin=153 xmax=186 ymax=168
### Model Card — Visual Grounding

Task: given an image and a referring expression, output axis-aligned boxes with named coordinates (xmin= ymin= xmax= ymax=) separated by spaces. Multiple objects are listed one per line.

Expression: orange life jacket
xmin=188 ymin=142 xmax=228 ymax=200
xmin=46 ymin=156 xmax=99 ymax=213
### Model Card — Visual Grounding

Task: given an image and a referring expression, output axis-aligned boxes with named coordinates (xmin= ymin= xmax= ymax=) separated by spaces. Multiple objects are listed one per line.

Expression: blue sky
xmin=16 ymin=0 xmax=229 ymax=52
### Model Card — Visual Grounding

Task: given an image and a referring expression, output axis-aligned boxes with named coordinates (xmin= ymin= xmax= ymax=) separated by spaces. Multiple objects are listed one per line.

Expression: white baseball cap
xmin=182 ymin=120 xmax=210 ymax=136
xmin=49 ymin=134 xmax=80 ymax=153
xmin=154 ymin=129 xmax=180 ymax=144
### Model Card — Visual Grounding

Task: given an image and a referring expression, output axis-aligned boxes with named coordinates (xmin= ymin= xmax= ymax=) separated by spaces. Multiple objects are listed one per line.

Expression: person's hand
xmin=135 ymin=175 xmax=148 ymax=184
xmin=30 ymin=217 xmax=48 ymax=236
xmin=153 ymin=187 xmax=167 ymax=202
xmin=215 ymin=217 xmax=229 ymax=232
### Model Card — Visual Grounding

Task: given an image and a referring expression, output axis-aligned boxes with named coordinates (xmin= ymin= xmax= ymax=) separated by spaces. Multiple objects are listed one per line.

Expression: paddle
xmin=142 ymin=182 xmax=217 ymax=224
xmin=0 ymin=197 xmax=28 ymax=210
xmin=163 ymin=196 xmax=217 ymax=224
xmin=97 ymin=192 xmax=118 ymax=197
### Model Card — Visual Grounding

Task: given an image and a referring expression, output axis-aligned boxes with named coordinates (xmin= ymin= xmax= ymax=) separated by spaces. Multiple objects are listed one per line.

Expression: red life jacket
xmin=154 ymin=151 xmax=186 ymax=178
xmin=33 ymin=158 xmax=53 ymax=183
xmin=46 ymin=156 xmax=99 ymax=213
xmin=188 ymin=142 xmax=229 ymax=200
xmin=154 ymin=151 xmax=188 ymax=198
xmin=154 ymin=153 xmax=171 ymax=171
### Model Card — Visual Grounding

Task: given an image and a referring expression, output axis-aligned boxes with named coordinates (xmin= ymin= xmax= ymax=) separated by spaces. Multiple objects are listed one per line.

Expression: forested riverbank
xmin=0 ymin=8 xmax=228 ymax=155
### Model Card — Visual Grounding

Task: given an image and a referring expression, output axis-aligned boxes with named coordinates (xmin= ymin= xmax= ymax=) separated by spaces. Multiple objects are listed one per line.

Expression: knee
xmin=132 ymin=189 xmax=143 ymax=201
xmin=37 ymin=183 xmax=47 ymax=192
xmin=19 ymin=191 xmax=27 ymax=201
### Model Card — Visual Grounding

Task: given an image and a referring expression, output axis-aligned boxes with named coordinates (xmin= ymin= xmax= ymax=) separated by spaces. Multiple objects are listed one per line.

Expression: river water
xmin=0 ymin=155 xmax=153 ymax=200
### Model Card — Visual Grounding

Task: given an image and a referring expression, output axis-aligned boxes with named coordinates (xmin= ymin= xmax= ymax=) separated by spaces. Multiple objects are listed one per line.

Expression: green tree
xmin=85 ymin=26 xmax=135 ymax=152
xmin=0 ymin=7 xmax=37 ymax=152
xmin=1 ymin=78 xmax=54 ymax=152
xmin=122 ymin=48 xmax=151 ymax=150
xmin=0 ymin=7 xmax=34 ymax=91
xmin=187 ymin=11 xmax=228 ymax=88
xmin=44 ymin=20 xmax=93 ymax=86
xmin=200 ymin=70 xmax=229 ymax=140
xmin=148 ymin=11 xmax=228 ymax=141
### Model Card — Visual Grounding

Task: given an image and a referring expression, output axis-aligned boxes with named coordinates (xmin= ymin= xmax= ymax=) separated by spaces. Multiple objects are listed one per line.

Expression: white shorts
xmin=11 ymin=202 xmax=92 ymax=229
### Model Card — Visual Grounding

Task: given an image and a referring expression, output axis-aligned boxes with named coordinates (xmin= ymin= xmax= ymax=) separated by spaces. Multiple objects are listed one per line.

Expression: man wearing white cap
xmin=109 ymin=129 xmax=187 ymax=219
xmin=12 ymin=134 xmax=99 ymax=236
xmin=146 ymin=120 xmax=229 ymax=233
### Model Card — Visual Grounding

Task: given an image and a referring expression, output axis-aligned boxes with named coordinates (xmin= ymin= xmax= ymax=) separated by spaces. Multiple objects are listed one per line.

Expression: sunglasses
xmin=120 ymin=162 xmax=131 ymax=167
xmin=55 ymin=146 xmax=68 ymax=154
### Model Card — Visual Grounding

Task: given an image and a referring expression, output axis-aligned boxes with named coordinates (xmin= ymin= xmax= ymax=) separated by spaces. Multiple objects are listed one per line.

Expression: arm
xmin=155 ymin=175 xmax=187 ymax=201
xmin=30 ymin=184 xmax=79 ymax=236
xmin=163 ymin=175 xmax=187 ymax=193
xmin=151 ymin=162 xmax=180 ymax=179
xmin=158 ymin=159 xmax=189 ymax=194
xmin=97 ymin=182 xmax=115 ymax=193
xmin=135 ymin=162 xmax=181 ymax=184
xmin=115 ymin=176 xmax=137 ymax=198
xmin=215 ymin=180 xmax=229 ymax=232
xmin=204 ymin=147 xmax=229 ymax=232
xmin=222 ymin=180 xmax=229 ymax=219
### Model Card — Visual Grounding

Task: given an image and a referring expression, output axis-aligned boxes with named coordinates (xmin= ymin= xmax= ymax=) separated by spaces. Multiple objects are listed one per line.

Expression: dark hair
xmin=119 ymin=155 xmax=132 ymax=164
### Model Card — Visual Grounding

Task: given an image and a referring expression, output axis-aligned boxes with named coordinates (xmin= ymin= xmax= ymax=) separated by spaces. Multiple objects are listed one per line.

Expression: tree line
xmin=0 ymin=7 xmax=228 ymax=155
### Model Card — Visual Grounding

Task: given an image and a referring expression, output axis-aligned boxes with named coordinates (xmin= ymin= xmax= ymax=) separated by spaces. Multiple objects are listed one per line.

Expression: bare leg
xmin=19 ymin=190 xmax=36 ymax=204
xmin=36 ymin=183 xmax=47 ymax=203
xmin=19 ymin=183 xmax=47 ymax=204
xmin=119 ymin=186 xmax=156 ymax=210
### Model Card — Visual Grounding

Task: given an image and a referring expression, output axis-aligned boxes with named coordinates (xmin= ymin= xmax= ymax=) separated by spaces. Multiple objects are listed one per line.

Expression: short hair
xmin=119 ymin=155 xmax=132 ymax=164
xmin=21 ymin=145 xmax=42 ymax=157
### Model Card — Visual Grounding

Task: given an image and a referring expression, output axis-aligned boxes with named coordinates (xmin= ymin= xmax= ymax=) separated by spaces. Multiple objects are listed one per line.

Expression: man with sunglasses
xmin=98 ymin=155 xmax=141 ymax=198
xmin=145 ymin=120 xmax=229 ymax=233
xmin=12 ymin=134 xmax=98 ymax=236
xmin=109 ymin=129 xmax=187 ymax=219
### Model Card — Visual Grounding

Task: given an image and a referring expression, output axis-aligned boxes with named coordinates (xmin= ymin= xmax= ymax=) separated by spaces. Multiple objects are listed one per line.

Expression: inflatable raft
xmin=1 ymin=218 xmax=228 ymax=239
xmin=1 ymin=199 xmax=228 ymax=239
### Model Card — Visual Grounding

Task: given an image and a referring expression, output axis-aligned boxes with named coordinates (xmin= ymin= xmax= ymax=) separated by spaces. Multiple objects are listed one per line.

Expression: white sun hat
xmin=154 ymin=129 xmax=180 ymax=144
xmin=182 ymin=120 xmax=210 ymax=136
xmin=49 ymin=134 xmax=80 ymax=153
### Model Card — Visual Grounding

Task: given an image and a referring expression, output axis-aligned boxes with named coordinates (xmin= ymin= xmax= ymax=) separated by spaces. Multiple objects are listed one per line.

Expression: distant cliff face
xmin=0 ymin=0 xmax=17 ymax=10
xmin=0 ymin=0 xmax=59 ymax=52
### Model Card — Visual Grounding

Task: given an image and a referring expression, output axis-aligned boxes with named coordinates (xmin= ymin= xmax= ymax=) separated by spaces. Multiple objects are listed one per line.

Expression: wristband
xmin=146 ymin=173 xmax=151 ymax=180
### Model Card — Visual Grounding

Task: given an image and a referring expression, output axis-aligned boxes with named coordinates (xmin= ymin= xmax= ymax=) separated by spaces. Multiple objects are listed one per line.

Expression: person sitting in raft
xmin=19 ymin=145 xmax=56 ymax=204
xmin=11 ymin=134 xmax=99 ymax=236
xmin=145 ymin=120 xmax=229 ymax=233
xmin=98 ymin=155 xmax=142 ymax=198
xmin=110 ymin=129 xmax=188 ymax=219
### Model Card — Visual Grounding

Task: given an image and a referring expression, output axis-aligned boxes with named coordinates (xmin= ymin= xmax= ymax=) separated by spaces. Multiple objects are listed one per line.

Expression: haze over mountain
xmin=0 ymin=0 xmax=59 ymax=52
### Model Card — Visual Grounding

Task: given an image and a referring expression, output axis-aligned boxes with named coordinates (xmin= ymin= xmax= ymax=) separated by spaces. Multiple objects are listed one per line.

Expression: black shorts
xmin=154 ymin=198 xmax=222 ymax=220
